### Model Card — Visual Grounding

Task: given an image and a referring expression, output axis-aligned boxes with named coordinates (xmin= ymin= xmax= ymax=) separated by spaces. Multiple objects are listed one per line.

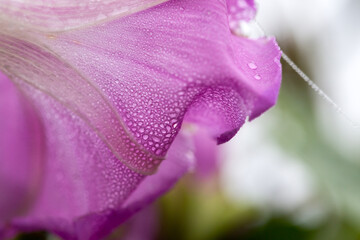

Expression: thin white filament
xmin=254 ymin=21 xmax=360 ymax=128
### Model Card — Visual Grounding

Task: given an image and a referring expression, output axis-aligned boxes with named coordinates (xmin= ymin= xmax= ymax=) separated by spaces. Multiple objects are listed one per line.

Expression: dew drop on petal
xmin=254 ymin=74 xmax=262 ymax=80
xmin=247 ymin=62 xmax=257 ymax=70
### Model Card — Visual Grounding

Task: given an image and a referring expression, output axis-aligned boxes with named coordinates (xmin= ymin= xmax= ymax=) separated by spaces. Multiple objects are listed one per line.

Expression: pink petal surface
xmin=0 ymin=33 xmax=161 ymax=175
xmin=1 ymin=56 xmax=192 ymax=239
xmin=0 ymin=72 xmax=44 ymax=221
xmin=10 ymin=109 xmax=193 ymax=240
xmin=0 ymin=0 xmax=281 ymax=176
xmin=69 ymin=132 xmax=193 ymax=240
xmin=35 ymin=0 xmax=281 ymax=172
xmin=0 ymin=223 xmax=16 ymax=240
xmin=0 ymin=69 xmax=193 ymax=239
xmin=0 ymin=0 xmax=281 ymax=239
xmin=121 ymin=205 xmax=158 ymax=240
xmin=192 ymin=127 xmax=220 ymax=180
xmin=0 ymin=0 xmax=168 ymax=31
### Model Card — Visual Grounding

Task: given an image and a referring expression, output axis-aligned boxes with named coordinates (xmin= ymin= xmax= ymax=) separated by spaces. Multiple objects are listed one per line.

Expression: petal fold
xmin=0 ymin=72 xmax=44 ymax=221
xmin=10 ymin=85 xmax=145 ymax=239
xmin=192 ymin=127 xmax=220 ymax=179
xmin=0 ymin=0 xmax=281 ymax=174
xmin=0 ymin=0 xmax=281 ymax=238
xmin=71 ymin=132 xmax=194 ymax=240
xmin=11 ymin=117 xmax=193 ymax=240
xmin=0 ymin=62 xmax=192 ymax=240
xmin=38 ymin=0 xmax=281 ymax=164
xmin=0 ymin=0 xmax=168 ymax=32
xmin=0 ymin=33 xmax=162 ymax=174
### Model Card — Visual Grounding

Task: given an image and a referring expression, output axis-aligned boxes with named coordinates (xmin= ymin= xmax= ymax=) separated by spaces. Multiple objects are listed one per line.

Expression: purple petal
xmin=0 ymin=223 xmax=16 ymax=240
xmin=34 ymin=0 xmax=281 ymax=172
xmin=70 ymin=132 xmax=194 ymax=240
xmin=0 ymin=72 xmax=44 ymax=222
xmin=0 ymin=0 xmax=168 ymax=31
xmin=193 ymin=127 xmax=220 ymax=180
xmin=121 ymin=205 xmax=158 ymax=240
xmin=9 ymin=85 xmax=144 ymax=239
xmin=0 ymin=34 xmax=161 ymax=175
xmin=0 ymin=0 xmax=281 ymax=175
xmin=9 ymin=106 xmax=192 ymax=240
xmin=0 ymin=0 xmax=281 ymax=238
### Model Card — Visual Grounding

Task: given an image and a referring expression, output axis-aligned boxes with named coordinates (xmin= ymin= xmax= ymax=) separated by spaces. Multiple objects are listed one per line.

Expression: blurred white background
xmin=220 ymin=0 xmax=360 ymax=227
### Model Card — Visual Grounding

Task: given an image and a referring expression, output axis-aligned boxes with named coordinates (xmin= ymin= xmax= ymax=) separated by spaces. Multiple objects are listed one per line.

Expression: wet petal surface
xmin=0 ymin=0 xmax=281 ymax=238
xmin=34 ymin=0 xmax=281 ymax=172
xmin=0 ymin=0 xmax=168 ymax=31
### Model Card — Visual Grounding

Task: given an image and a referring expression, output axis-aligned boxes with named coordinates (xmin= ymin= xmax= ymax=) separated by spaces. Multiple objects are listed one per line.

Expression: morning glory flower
xmin=0 ymin=0 xmax=281 ymax=239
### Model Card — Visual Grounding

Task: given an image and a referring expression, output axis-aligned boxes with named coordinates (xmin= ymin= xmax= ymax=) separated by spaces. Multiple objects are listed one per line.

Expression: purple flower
xmin=0 ymin=0 xmax=281 ymax=239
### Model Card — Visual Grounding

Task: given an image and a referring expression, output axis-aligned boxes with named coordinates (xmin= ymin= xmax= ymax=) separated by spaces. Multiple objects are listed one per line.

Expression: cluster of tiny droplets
xmin=0 ymin=34 xmax=164 ymax=174
xmin=40 ymin=0 xmax=282 ymax=173
xmin=0 ymin=0 xmax=167 ymax=31
xmin=18 ymin=83 xmax=145 ymax=213
xmin=0 ymin=1 xmax=283 ymax=176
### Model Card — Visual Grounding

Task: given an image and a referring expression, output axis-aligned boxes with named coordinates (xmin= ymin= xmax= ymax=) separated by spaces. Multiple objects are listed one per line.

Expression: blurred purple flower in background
xmin=0 ymin=0 xmax=281 ymax=239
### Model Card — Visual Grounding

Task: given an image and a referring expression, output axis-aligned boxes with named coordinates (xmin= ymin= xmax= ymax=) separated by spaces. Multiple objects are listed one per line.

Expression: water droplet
xmin=143 ymin=135 xmax=149 ymax=140
xmin=247 ymin=62 xmax=257 ymax=70
xmin=166 ymin=126 xmax=171 ymax=132
xmin=254 ymin=74 xmax=262 ymax=80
